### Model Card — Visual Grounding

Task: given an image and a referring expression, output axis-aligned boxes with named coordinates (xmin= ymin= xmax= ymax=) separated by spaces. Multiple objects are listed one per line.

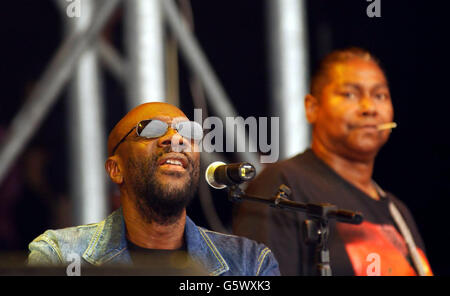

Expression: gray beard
xmin=127 ymin=150 xmax=199 ymax=225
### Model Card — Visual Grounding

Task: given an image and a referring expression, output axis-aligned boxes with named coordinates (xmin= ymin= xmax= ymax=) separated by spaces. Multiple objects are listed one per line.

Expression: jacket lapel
xmin=185 ymin=216 xmax=229 ymax=276
xmin=82 ymin=208 xmax=131 ymax=266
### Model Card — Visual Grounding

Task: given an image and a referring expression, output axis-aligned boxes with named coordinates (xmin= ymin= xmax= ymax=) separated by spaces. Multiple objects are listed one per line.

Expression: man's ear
xmin=105 ymin=156 xmax=124 ymax=185
xmin=305 ymin=94 xmax=319 ymax=124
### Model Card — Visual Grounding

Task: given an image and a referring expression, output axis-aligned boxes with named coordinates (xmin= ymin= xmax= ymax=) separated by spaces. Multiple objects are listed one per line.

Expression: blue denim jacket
xmin=28 ymin=208 xmax=280 ymax=276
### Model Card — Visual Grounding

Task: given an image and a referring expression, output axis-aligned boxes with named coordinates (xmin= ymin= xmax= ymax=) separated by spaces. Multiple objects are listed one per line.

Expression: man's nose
xmin=360 ymin=96 xmax=377 ymax=116
xmin=158 ymin=129 xmax=190 ymax=151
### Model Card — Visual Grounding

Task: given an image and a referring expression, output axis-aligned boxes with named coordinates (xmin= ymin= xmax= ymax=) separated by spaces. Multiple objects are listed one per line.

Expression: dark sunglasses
xmin=111 ymin=119 xmax=203 ymax=155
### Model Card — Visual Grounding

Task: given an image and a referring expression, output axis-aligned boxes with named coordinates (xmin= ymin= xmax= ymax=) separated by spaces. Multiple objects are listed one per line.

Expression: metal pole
xmin=0 ymin=0 xmax=120 ymax=185
xmin=66 ymin=0 xmax=108 ymax=225
xmin=98 ymin=37 xmax=126 ymax=83
xmin=268 ymin=0 xmax=310 ymax=159
xmin=162 ymin=0 xmax=261 ymax=170
xmin=125 ymin=0 xmax=166 ymax=108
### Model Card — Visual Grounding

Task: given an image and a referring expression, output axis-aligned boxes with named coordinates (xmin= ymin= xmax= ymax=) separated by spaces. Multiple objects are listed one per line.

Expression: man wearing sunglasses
xmin=27 ymin=102 xmax=280 ymax=276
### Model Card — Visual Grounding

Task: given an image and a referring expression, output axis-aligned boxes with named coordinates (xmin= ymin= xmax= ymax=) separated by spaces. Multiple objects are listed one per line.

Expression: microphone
xmin=205 ymin=161 xmax=256 ymax=189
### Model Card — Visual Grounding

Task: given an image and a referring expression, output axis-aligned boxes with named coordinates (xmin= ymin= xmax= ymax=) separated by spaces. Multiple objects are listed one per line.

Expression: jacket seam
xmin=75 ymin=224 xmax=100 ymax=229
xmin=83 ymin=220 xmax=105 ymax=259
xmin=98 ymin=247 xmax=128 ymax=265
xmin=256 ymin=247 xmax=271 ymax=276
xmin=202 ymin=229 xmax=238 ymax=238
xmin=33 ymin=234 xmax=64 ymax=263
xmin=198 ymin=228 xmax=229 ymax=275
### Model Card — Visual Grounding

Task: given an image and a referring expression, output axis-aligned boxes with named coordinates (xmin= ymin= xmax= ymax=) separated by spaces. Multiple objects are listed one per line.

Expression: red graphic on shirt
xmin=336 ymin=221 xmax=433 ymax=276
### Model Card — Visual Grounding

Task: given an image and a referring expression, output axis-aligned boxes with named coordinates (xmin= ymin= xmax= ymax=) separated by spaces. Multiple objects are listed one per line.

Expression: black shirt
xmin=233 ymin=149 xmax=432 ymax=275
xmin=126 ymin=238 xmax=187 ymax=268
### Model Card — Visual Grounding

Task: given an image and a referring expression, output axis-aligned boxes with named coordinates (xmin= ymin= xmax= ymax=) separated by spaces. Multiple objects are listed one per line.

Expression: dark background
xmin=0 ymin=0 xmax=449 ymax=275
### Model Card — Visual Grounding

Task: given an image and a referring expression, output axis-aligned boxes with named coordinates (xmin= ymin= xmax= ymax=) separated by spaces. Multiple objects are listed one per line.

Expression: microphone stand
xmin=228 ymin=184 xmax=363 ymax=276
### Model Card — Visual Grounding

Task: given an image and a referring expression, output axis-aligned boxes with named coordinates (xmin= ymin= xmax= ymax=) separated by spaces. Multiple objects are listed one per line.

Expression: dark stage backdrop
xmin=0 ymin=1 xmax=448 ymax=275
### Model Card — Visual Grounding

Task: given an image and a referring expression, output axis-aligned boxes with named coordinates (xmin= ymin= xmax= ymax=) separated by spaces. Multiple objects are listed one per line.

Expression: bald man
xmin=27 ymin=102 xmax=280 ymax=276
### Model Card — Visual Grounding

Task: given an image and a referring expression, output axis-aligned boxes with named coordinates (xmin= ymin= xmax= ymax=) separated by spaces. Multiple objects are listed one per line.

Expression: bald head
xmin=107 ymin=102 xmax=187 ymax=156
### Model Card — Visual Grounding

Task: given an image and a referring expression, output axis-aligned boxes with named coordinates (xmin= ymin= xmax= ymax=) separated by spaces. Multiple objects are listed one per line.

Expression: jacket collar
xmin=82 ymin=208 xmax=229 ymax=275
xmin=82 ymin=208 xmax=130 ymax=266
xmin=184 ymin=215 xmax=229 ymax=275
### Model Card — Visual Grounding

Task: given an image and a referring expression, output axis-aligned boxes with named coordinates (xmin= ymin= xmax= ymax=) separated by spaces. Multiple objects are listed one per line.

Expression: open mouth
xmin=162 ymin=159 xmax=184 ymax=166
xmin=158 ymin=153 xmax=189 ymax=171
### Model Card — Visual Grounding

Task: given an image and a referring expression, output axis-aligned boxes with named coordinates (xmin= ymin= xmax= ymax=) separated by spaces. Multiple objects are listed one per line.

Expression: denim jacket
xmin=28 ymin=208 xmax=280 ymax=276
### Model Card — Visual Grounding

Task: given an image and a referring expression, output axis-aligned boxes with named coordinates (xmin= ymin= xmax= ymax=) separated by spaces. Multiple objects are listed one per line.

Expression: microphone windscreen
xmin=205 ymin=161 xmax=226 ymax=189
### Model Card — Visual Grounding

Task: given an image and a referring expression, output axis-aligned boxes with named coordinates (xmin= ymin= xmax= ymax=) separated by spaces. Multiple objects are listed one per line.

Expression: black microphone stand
xmin=227 ymin=184 xmax=363 ymax=276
